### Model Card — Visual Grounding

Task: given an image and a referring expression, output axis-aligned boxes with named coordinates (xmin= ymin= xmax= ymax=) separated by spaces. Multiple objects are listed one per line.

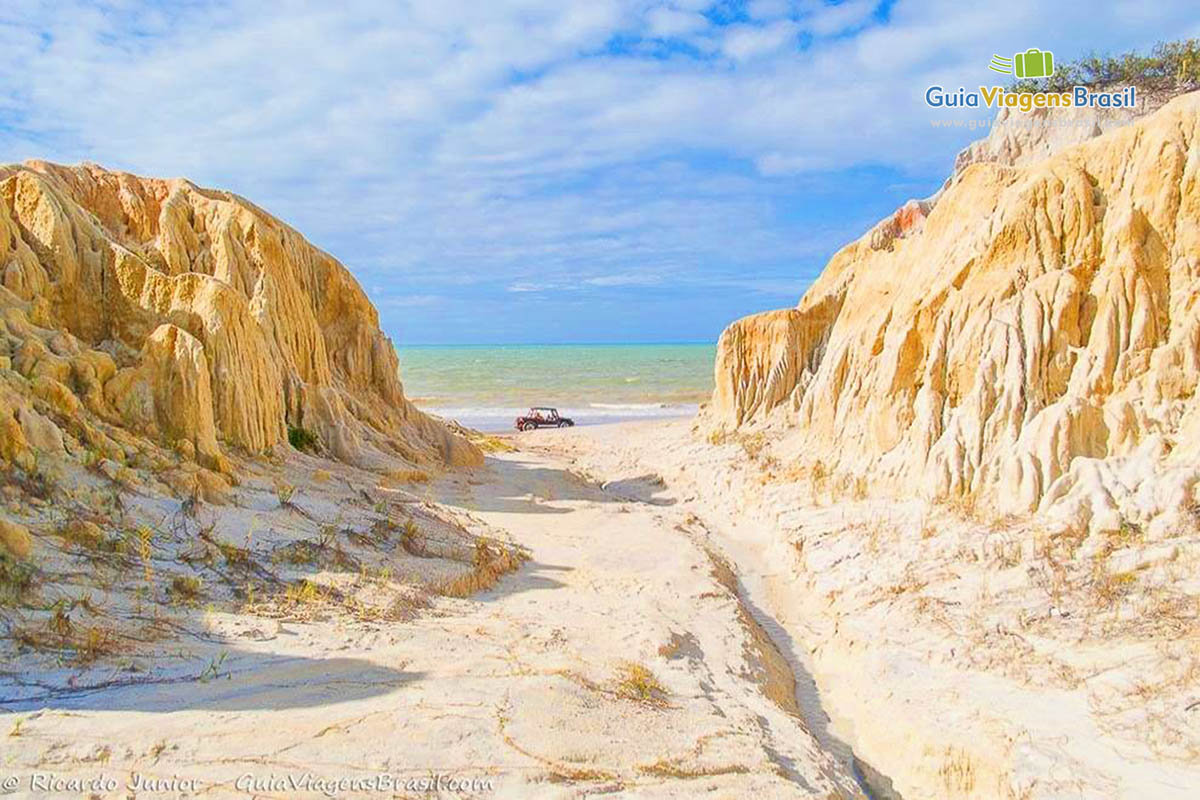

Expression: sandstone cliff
xmin=709 ymin=92 xmax=1200 ymax=535
xmin=0 ymin=161 xmax=479 ymax=479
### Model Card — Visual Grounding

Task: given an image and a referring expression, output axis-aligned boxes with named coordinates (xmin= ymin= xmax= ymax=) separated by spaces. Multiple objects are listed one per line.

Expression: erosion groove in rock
xmin=0 ymin=160 xmax=480 ymax=475
xmin=707 ymin=92 xmax=1200 ymax=534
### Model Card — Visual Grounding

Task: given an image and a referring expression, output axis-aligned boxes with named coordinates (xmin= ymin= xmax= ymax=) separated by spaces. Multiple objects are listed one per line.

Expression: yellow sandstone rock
xmin=708 ymin=92 xmax=1200 ymax=534
xmin=0 ymin=160 xmax=480 ymax=473
xmin=0 ymin=518 xmax=32 ymax=560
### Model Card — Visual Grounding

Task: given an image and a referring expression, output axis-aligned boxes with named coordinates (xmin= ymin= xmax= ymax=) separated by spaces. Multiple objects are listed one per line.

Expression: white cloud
xmin=721 ymin=20 xmax=799 ymax=61
xmin=0 ymin=0 xmax=1196 ymax=342
xmin=646 ymin=7 xmax=709 ymax=38
xmin=585 ymin=272 xmax=664 ymax=287
xmin=799 ymin=0 xmax=878 ymax=37
xmin=747 ymin=0 xmax=794 ymax=20
xmin=378 ymin=294 xmax=444 ymax=307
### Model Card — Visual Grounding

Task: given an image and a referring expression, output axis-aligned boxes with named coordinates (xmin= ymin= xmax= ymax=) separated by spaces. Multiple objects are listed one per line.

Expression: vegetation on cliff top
xmin=1012 ymin=39 xmax=1200 ymax=94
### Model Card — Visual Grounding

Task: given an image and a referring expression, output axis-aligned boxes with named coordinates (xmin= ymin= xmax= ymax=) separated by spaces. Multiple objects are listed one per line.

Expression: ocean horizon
xmin=397 ymin=342 xmax=716 ymax=431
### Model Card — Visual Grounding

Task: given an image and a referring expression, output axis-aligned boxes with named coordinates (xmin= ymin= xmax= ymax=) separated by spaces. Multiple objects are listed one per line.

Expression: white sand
xmin=7 ymin=418 xmax=1196 ymax=798
xmin=0 ymin=431 xmax=867 ymax=798
xmin=534 ymin=420 xmax=1200 ymax=800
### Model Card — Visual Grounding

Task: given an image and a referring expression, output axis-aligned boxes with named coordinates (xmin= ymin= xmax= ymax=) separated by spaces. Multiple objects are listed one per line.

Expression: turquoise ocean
xmin=397 ymin=343 xmax=716 ymax=431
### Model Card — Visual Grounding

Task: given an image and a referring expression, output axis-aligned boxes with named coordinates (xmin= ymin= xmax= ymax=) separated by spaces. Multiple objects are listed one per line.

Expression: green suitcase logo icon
xmin=1014 ymin=48 xmax=1053 ymax=78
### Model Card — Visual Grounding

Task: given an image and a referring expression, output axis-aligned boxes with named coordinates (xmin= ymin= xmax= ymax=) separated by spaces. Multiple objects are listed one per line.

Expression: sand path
xmin=1 ymin=444 xmax=865 ymax=799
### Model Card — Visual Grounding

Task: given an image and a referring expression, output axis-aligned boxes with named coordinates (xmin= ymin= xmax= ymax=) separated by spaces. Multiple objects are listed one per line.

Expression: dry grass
xmin=739 ymin=431 xmax=768 ymax=460
xmin=433 ymin=539 xmax=526 ymax=598
xmin=810 ymin=459 xmax=829 ymax=498
xmin=657 ymin=633 xmax=688 ymax=660
xmin=613 ymin=660 xmax=668 ymax=705
xmin=943 ymin=490 xmax=982 ymax=522
xmin=883 ymin=566 xmax=928 ymax=598
xmin=55 ymin=519 xmax=106 ymax=551
xmin=386 ymin=588 xmax=434 ymax=621
xmin=214 ymin=538 xmax=253 ymax=569
xmin=0 ymin=466 xmax=57 ymax=501
xmin=398 ymin=519 xmax=424 ymax=556
xmin=472 ymin=435 xmax=515 ymax=453
xmin=1112 ymin=516 xmax=1144 ymax=547
xmin=639 ymin=760 xmax=749 ymax=778
xmin=984 ymin=534 xmax=1022 ymax=568
xmin=383 ymin=468 xmax=431 ymax=486
xmin=938 ymin=747 xmax=977 ymax=794
xmin=272 ymin=536 xmax=359 ymax=571
xmin=279 ymin=579 xmax=329 ymax=618
xmin=14 ymin=612 xmax=120 ymax=666
xmin=1091 ymin=567 xmax=1138 ymax=608
xmin=272 ymin=479 xmax=297 ymax=507
xmin=705 ymin=428 xmax=732 ymax=446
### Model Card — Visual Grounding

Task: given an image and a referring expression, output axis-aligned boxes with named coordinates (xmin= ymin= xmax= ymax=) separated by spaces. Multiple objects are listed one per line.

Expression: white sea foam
xmin=421 ymin=403 xmax=697 ymax=431
xmin=588 ymin=402 xmax=670 ymax=410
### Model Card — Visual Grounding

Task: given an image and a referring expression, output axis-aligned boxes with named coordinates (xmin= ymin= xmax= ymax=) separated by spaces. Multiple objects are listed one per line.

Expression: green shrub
xmin=0 ymin=553 xmax=35 ymax=606
xmin=1012 ymin=39 xmax=1200 ymax=94
xmin=287 ymin=425 xmax=319 ymax=453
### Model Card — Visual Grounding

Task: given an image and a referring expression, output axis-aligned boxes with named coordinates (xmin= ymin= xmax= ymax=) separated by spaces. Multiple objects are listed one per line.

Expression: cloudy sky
xmin=1 ymin=1 xmax=1196 ymax=344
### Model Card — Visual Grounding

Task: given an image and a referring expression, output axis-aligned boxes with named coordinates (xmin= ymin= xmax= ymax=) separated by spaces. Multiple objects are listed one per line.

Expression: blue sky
xmin=2 ymin=1 xmax=1197 ymax=344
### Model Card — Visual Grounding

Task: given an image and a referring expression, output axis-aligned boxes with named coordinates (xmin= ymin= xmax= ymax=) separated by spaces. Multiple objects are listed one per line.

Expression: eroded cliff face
xmin=0 ymin=161 xmax=480 ymax=478
xmin=709 ymin=92 xmax=1200 ymax=535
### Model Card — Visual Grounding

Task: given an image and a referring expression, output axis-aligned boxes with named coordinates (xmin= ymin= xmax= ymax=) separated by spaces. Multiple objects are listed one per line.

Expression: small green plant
xmin=168 ymin=574 xmax=204 ymax=604
xmin=1114 ymin=517 xmax=1144 ymax=545
xmin=287 ymin=425 xmax=319 ymax=453
xmin=215 ymin=539 xmax=252 ymax=568
xmin=0 ymin=553 xmax=35 ymax=606
xmin=198 ymin=651 xmax=230 ymax=683
xmin=283 ymin=579 xmax=325 ymax=611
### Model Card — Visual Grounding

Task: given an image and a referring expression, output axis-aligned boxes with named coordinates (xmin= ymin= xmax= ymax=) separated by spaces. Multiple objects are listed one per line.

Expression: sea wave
xmin=588 ymin=402 xmax=671 ymax=410
xmin=420 ymin=403 xmax=697 ymax=431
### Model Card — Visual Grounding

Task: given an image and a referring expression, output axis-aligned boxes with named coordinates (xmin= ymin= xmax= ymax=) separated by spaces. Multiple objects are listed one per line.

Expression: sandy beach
xmin=6 ymin=418 xmax=1197 ymax=798
xmin=0 ymin=422 xmax=871 ymax=799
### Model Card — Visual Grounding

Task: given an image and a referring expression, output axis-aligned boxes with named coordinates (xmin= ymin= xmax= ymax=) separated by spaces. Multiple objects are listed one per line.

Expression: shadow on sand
xmin=735 ymin=584 xmax=902 ymax=800
xmin=449 ymin=457 xmax=676 ymax=514
xmin=1 ymin=650 xmax=421 ymax=714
